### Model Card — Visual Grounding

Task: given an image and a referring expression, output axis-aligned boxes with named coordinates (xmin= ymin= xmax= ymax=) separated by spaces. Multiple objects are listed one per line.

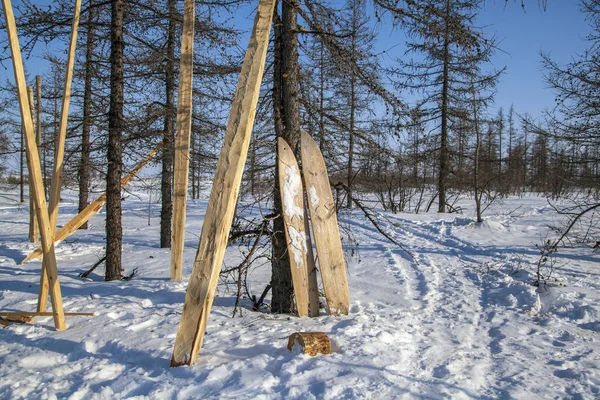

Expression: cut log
xmin=277 ymin=138 xmax=309 ymax=317
xmin=287 ymin=332 xmax=331 ymax=356
xmin=169 ymin=0 xmax=194 ymax=281
xmin=38 ymin=0 xmax=82 ymax=312
xmin=300 ymin=130 xmax=349 ymax=315
xmin=20 ymin=146 xmax=159 ymax=264
xmin=3 ymin=0 xmax=65 ymax=330
xmin=170 ymin=0 xmax=276 ymax=367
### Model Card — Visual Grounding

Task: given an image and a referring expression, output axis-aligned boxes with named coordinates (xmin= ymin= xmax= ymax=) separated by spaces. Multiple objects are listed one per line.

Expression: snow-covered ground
xmin=0 ymin=185 xmax=598 ymax=399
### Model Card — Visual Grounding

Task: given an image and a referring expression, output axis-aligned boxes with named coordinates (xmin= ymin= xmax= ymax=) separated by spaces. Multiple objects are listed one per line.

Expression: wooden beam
xmin=171 ymin=0 xmax=276 ymax=367
xmin=2 ymin=0 xmax=66 ymax=330
xmin=28 ymin=86 xmax=38 ymax=243
xmin=0 ymin=312 xmax=95 ymax=317
xmin=38 ymin=0 xmax=82 ymax=313
xmin=169 ymin=0 xmax=194 ymax=281
xmin=20 ymin=146 xmax=159 ymax=264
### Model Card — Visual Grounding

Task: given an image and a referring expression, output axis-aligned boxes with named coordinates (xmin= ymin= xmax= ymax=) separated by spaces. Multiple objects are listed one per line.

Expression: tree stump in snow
xmin=287 ymin=332 xmax=331 ymax=356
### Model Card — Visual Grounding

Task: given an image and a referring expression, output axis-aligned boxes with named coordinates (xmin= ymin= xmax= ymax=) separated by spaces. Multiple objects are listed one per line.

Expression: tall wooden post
xmin=2 ymin=0 xmax=66 ymax=330
xmin=171 ymin=0 xmax=276 ymax=367
xmin=38 ymin=0 xmax=82 ymax=312
xmin=169 ymin=0 xmax=194 ymax=280
xmin=28 ymin=86 xmax=38 ymax=243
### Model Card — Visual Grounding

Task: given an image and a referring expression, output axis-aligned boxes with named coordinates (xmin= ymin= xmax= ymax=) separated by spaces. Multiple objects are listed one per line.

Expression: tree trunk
xmin=437 ymin=0 xmax=451 ymax=213
xmin=271 ymin=0 xmax=300 ymax=314
xmin=160 ymin=0 xmax=176 ymax=248
xmin=78 ymin=0 xmax=95 ymax=230
xmin=105 ymin=0 xmax=124 ymax=281
xmin=20 ymin=125 xmax=24 ymax=203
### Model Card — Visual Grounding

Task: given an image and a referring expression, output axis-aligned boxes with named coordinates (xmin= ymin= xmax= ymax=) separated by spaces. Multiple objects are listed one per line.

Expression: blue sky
xmin=1 ymin=0 xmax=593 ymax=122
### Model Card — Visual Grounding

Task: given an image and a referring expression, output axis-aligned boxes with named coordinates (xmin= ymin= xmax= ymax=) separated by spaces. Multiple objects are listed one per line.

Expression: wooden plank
xmin=300 ymin=130 xmax=349 ymax=315
xmin=171 ymin=0 xmax=276 ymax=367
xmin=169 ymin=0 xmax=194 ymax=281
xmin=38 ymin=0 xmax=82 ymax=313
xmin=2 ymin=0 xmax=66 ymax=330
xmin=304 ymin=196 xmax=320 ymax=317
xmin=20 ymin=146 xmax=159 ymax=264
xmin=28 ymin=86 xmax=38 ymax=243
xmin=35 ymin=75 xmax=49 ymax=311
xmin=0 ymin=312 xmax=95 ymax=317
xmin=277 ymin=138 xmax=309 ymax=317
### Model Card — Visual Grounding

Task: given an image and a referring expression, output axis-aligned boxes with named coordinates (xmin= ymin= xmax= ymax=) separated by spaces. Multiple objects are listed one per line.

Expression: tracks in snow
xmin=341 ymin=212 xmax=501 ymax=396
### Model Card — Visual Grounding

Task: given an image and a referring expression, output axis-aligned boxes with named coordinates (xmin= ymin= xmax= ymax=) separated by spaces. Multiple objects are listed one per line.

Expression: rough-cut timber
xmin=300 ymin=130 xmax=349 ymax=315
xmin=287 ymin=332 xmax=331 ymax=356
xmin=171 ymin=0 xmax=276 ymax=367
xmin=38 ymin=0 xmax=82 ymax=312
xmin=27 ymin=86 xmax=38 ymax=244
xmin=2 ymin=0 xmax=65 ymax=330
xmin=304 ymin=195 xmax=320 ymax=317
xmin=169 ymin=0 xmax=194 ymax=281
xmin=20 ymin=147 xmax=159 ymax=264
xmin=277 ymin=138 xmax=309 ymax=317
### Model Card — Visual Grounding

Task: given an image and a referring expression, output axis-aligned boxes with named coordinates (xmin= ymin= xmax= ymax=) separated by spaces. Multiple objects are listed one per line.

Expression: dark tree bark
xmin=105 ymin=0 xmax=124 ymax=281
xmin=78 ymin=0 xmax=95 ymax=230
xmin=437 ymin=0 xmax=450 ymax=213
xmin=160 ymin=0 xmax=176 ymax=248
xmin=271 ymin=0 xmax=300 ymax=314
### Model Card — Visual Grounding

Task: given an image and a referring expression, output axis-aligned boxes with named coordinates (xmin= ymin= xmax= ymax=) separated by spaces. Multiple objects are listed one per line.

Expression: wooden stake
xmin=2 ymin=0 xmax=66 ymax=330
xmin=277 ymin=138 xmax=309 ymax=317
xmin=38 ymin=0 xmax=82 ymax=313
xmin=300 ymin=130 xmax=349 ymax=315
xmin=20 ymin=146 xmax=159 ymax=264
xmin=28 ymin=86 xmax=38 ymax=243
xmin=169 ymin=0 xmax=194 ymax=281
xmin=171 ymin=0 xmax=276 ymax=367
xmin=0 ymin=312 xmax=94 ymax=318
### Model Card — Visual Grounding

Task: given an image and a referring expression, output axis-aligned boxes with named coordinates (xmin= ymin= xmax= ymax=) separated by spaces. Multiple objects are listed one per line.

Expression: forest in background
xmin=0 ymin=0 xmax=598 ymax=310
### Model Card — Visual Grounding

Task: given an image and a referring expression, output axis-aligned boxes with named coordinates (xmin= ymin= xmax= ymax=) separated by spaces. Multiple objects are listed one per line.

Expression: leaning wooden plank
xmin=171 ymin=0 xmax=276 ymax=367
xmin=277 ymin=138 xmax=309 ymax=317
xmin=38 ymin=0 xmax=82 ymax=312
xmin=304 ymin=198 xmax=320 ymax=317
xmin=2 ymin=0 xmax=66 ymax=330
xmin=27 ymin=86 xmax=38 ymax=243
xmin=300 ymin=130 xmax=349 ymax=315
xmin=37 ymin=0 xmax=81 ymax=310
xmin=169 ymin=0 xmax=194 ymax=281
xmin=20 ymin=146 xmax=159 ymax=264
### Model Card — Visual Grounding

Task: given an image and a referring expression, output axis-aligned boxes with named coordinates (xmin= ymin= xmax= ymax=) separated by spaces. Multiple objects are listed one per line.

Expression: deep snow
xmin=0 ymin=185 xmax=599 ymax=399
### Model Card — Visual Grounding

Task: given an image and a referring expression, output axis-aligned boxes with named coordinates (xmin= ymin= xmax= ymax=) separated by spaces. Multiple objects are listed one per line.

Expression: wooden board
xmin=304 ymin=195 xmax=320 ymax=317
xmin=277 ymin=138 xmax=309 ymax=317
xmin=28 ymin=86 xmax=38 ymax=243
xmin=169 ymin=0 xmax=194 ymax=281
xmin=2 ymin=0 xmax=66 ymax=330
xmin=20 ymin=146 xmax=159 ymax=264
xmin=170 ymin=0 xmax=276 ymax=367
xmin=300 ymin=130 xmax=349 ymax=315
xmin=38 ymin=0 xmax=82 ymax=312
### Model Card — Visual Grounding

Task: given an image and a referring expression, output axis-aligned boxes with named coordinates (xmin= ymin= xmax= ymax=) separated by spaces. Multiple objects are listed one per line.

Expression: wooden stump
xmin=287 ymin=332 xmax=331 ymax=356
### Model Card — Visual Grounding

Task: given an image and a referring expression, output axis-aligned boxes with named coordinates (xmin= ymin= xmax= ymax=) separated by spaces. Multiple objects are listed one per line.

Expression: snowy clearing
xmin=0 ymin=186 xmax=599 ymax=399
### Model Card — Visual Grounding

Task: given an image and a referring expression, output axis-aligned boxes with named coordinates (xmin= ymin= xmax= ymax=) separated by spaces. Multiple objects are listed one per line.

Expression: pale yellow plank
xmin=38 ymin=0 xmax=82 ymax=313
xmin=170 ymin=0 xmax=194 ymax=281
xmin=2 ymin=0 xmax=65 ymax=330
xmin=300 ymin=130 xmax=349 ymax=315
xmin=171 ymin=0 xmax=276 ymax=367
xmin=21 ymin=147 xmax=159 ymax=264
xmin=277 ymin=138 xmax=309 ymax=317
